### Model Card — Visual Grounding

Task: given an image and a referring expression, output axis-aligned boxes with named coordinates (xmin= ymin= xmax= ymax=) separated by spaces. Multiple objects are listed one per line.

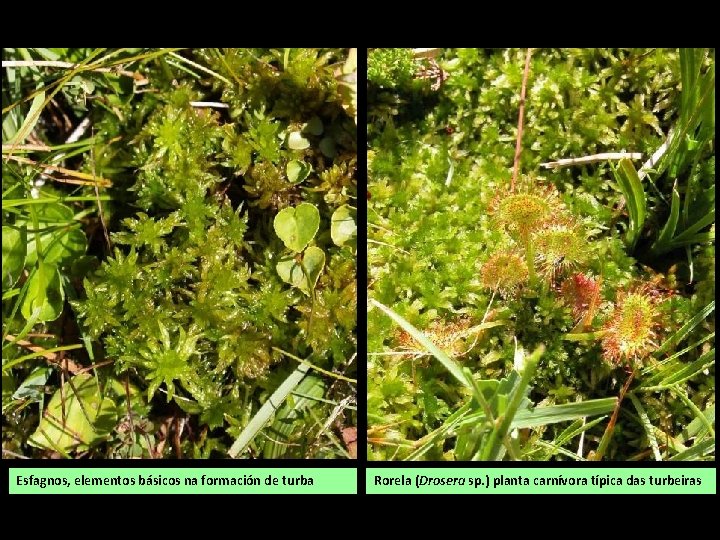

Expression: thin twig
xmin=1 ymin=143 xmax=52 ymax=152
xmin=3 ymin=334 xmax=83 ymax=373
xmin=2 ymin=448 xmax=30 ymax=459
xmin=413 ymin=48 xmax=441 ymax=59
xmin=511 ymin=48 xmax=532 ymax=192
xmin=591 ymin=369 xmax=635 ymax=461
xmin=4 ymin=154 xmax=112 ymax=187
xmin=637 ymin=132 xmax=671 ymax=180
xmin=168 ymin=52 xmax=231 ymax=85
xmin=541 ymin=152 xmax=643 ymax=170
xmin=190 ymin=101 xmax=229 ymax=109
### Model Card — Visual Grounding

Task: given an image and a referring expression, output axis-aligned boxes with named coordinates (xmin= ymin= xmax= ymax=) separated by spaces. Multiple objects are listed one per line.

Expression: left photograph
xmin=2 ymin=48 xmax=357 ymax=459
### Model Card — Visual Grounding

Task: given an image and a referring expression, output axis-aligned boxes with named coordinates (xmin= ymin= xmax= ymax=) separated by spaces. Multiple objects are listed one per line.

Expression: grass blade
xmin=628 ymin=393 xmax=662 ymax=461
xmin=669 ymin=438 xmax=715 ymax=461
xmin=650 ymin=181 xmax=680 ymax=255
xmin=228 ymin=362 xmax=310 ymax=458
xmin=369 ymin=298 xmax=470 ymax=389
xmin=654 ymin=301 xmax=714 ymax=357
xmin=615 ymin=158 xmax=646 ymax=249
xmin=5 ymin=89 xmax=45 ymax=146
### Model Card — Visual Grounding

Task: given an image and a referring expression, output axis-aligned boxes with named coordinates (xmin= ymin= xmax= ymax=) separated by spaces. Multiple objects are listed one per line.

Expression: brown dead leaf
xmin=341 ymin=427 xmax=357 ymax=459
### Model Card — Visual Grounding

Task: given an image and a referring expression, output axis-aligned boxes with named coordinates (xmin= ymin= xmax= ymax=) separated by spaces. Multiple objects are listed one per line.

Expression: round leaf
xmin=276 ymin=246 xmax=326 ymax=295
xmin=319 ymin=136 xmax=337 ymax=158
xmin=331 ymin=205 xmax=356 ymax=247
xmin=287 ymin=131 xmax=310 ymax=150
xmin=286 ymin=160 xmax=313 ymax=184
xmin=273 ymin=203 xmax=320 ymax=252
xmin=303 ymin=116 xmax=324 ymax=136
xmin=28 ymin=373 xmax=118 ymax=453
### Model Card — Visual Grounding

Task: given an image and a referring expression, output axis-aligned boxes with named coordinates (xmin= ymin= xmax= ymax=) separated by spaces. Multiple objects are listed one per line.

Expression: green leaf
xmin=6 ymin=89 xmax=45 ymax=146
xmin=287 ymin=131 xmax=310 ymax=150
xmin=654 ymin=301 xmax=714 ymax=357
xmin=273 ymin=202 xmax=320 ymax=252
xmin=286 ymin=159 xmax=312 ymax=184
xmin=331 ymin=205 xmax=356 ymax=247
xmin=20 ymin=261 xmax=64 ymax=322
xmin=16 ymin=202 xmax=87 ymax=266
xmin=12 ymin=366 xmax=51 ymax=402
xmin=263 ymin=374 xmax=326 ymax=458
xmin=28 ymin=373 xmax=118 ymax=453
xmin=276 ymin=246 xmax=325 ymax=295
xmin=369 ymin=298 xmax=471 ymax=390
xmin=303 ymin=116 xmax=324 ymax=136
xmin=650 ymin=181 xmax=680 ymax=255
xmin=2 ymin=225 xmax=26 ymax=289
xmin=614 ymin=158 xmax=647 ymax=250
xmin=228 ymin=362 xmax=311 ymax=458
xmin=3 ymin=373 xmax=17 ymax=408
xmin=459 ymin=397 xmax=617 ymax=430
xmin=319 ymin=136 xmax=337 ymax=158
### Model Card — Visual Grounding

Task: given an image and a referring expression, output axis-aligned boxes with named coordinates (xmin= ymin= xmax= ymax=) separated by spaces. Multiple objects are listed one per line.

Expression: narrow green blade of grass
xmin=459 ymin=397 xmax=617 ymax=430
xmin=546 ymin=415 xmax=607 ymax=458
xmin=670 ymin=385 xmax=715 ymax=440
xmin=3 ymin=196 xmax=112 ymax=209
xmin=628 ymin=394 xmax=662 ymax=461
xmin=404 ymin=401 xmax=473 ymax=461
xmin=639 ymin=347 xmax=715 ymax=389
xmin=2 ymin=344 xmax=83 ymax=372
xmin=2 ymin=306 xmax=41 ymax=351
xmin=228 ymin=362 xmax=310 ymax=458
xmin=668 ymin=438 xmax=715 ymax=461
xmin=667 ymin=209 xmax=715 ymax=247
xmin=641 ymin=332 xmax=714 ymax=377
xmin=263 ymin=374 xmax=325 ymax=458
xmin=509 ymin=397 xmax=616 ymax=429
xmin=654 ymin=301 xmax=714 ymax=357
xmin=659 ymin=49 xmax=715 ymax=178
xmin=533 ymin=440 xmax=587 ymax=461
xmin=681 ymin=403 xmax=715 ymax=442
xmin=369 ymin=298 xmax=470 ymax=389
xmin=479 ymin=347 xmax=544 ymax=460
xmin=614 ymin=158 xmax=647 ymax=249
xmin=5 ymin=90 xmax=45 ymax=146
xmin=650 ymin=181 xmax=680 ymax=255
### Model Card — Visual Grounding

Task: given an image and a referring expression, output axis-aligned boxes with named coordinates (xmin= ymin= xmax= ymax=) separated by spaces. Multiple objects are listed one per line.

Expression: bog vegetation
xmin=367 ymin=48 xmax=714 ymax=461
xmin=3 ymin=48 xmax=357 ymax=459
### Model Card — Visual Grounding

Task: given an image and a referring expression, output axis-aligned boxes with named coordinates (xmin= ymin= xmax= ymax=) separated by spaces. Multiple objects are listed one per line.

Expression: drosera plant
xmin=3 ymin=48 xmax=357 ymax=459
xmin=367 ymin=48 xmax=714 ymax=461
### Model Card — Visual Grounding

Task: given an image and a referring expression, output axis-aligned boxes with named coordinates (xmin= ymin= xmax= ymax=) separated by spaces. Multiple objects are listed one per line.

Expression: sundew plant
xmin=367 ymin=48 xmax=714 ymax=461
xmin=3 ymin=48 xmax=357 ymax=459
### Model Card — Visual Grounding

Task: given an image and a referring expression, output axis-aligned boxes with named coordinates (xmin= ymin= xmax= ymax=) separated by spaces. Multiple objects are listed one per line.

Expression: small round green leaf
xmin=287 ymin=131 xmax=310 ymax=150
xmin=303 ymin=116 xmax=324 ymax=136
xmin=286 ymin=160 xmax=313 ymax=184
xmin=331 ymin=205 xmax=357 ymax=247
xmin=273 ymin=203 xmax=320 ymax=252
xmin=276 ymin=246 xmax=326 ymax=295
xmin=319 ymin=136 xmax=337 ymax=158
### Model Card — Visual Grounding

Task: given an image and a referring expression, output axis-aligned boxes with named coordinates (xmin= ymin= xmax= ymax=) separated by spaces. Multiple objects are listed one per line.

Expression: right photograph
xmin=366 ymin=48 xmax=715 ymax=461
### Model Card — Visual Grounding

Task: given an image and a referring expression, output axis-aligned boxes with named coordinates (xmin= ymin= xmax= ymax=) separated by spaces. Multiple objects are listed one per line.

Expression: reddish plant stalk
xmin=511 ymin=48 xmax=533 ymax=192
